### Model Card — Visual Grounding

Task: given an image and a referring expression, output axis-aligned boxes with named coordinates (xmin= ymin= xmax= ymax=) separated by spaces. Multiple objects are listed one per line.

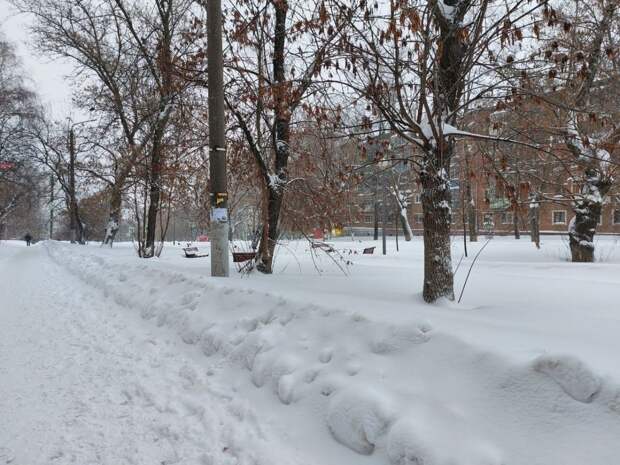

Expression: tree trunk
xmin=257 ymin=185 xmax=284 ymax=273
xmin=142 ymin=4 xmax=174 ymax=259
xmin=256 ymin=0 xmax=289 ymax=274
xmin=464 ymin=160 xmax=477 ymax=242
xmin=528 ymin=195 xmax=540 ymax=249
xmin=104 ymin=183 xmax=123 ymax=246
xmin=373 ymin=198 xmax=379 ymax=240
xmin=143 ymin=143 xmax=162 ymax=257
xmin=513 ymin=203 xmax=520 ymax=239
xmin=467 ymin=198 xmax=477 ymax=242
xmin=569 ymin=169 xmax=610 ymax=262
xmin=421 ymin=165 xmax=454 ymax=302
xmin=399 ymin=209 xmax=413 ymax=241
xmin=68 ymin=194 xmax=85 ymax=245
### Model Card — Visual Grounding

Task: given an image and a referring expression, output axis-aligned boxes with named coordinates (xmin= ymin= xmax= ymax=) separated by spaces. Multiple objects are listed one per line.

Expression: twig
xmin=458 ymin=239 xmax=492 ymax=304
xmin=453 ymin=253 xmax=465 ymax=276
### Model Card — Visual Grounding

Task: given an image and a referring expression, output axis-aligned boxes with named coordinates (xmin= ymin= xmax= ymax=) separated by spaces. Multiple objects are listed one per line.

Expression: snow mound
xmin=369 ymin=323 xmax=432 ymax=354
xmin=387 ymin=417 xmax=503 ymax=465
xmin=533 ymin=354 xmax=602 ymax=403
xmin=326 ymin=387 xmax=395 ymax=455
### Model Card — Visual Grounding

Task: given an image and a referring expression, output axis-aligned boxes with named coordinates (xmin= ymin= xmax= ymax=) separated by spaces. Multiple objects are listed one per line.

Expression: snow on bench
xmin=183 ymin=247 xmax=208 ymax=258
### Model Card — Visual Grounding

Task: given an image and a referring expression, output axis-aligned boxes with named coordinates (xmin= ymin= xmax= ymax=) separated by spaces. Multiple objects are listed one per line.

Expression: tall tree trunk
xmin=399 ymin=209 xmax=413 ymax=241
xmin=69 ymin=194 xmax=76 ymax=244
xmin=420 ymin=0 xmax=472 ymax=302
xmin=569 ymin=169 xmax=610 ymax=262
xmin=467 ymin=201 xmax=477 ymax=242
xmin=257 ymin=185 xmax=284 ymax=273
xmin=421 ymin=157 xmax=455 ymax=302
xmin=256 ymin=0 xmax=289 ymax=274
xmin=464 ymin=153 xmax=477 ymax=242
xmin=529 ymin=194 xmax=540 ymax=249
xmin=513 ymin=203 xmax=520 ymax=239
xmin=564 ymin=2 xmax=616 ymax=262
xmin=144 ymin=140 xmax=163 ymax=256
xmin=141 ymin=1 xmax=174 ymax=258
xmin=373 ymin=198 xmax=379 ymax=240
xmin=104 ymin=183 xmax=123 ymax=246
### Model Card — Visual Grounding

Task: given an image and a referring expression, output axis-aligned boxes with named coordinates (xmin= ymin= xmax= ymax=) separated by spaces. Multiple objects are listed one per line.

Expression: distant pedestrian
xmin=24 ymin=233 xmax=32 ymax=246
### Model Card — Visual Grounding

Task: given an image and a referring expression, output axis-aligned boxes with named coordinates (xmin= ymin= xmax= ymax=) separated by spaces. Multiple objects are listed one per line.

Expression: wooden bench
xmin=233 ymin=252 xmax=256 ymax=273
xmin=232 ymin=252 xmax=256 ymax=263
xmin=183 ymin=247 xmax=208 ymax=258
xmin=311 ymin=241 xmax=335 ymax=253
xmin=362 ymin=246 xmax=376 ymax=255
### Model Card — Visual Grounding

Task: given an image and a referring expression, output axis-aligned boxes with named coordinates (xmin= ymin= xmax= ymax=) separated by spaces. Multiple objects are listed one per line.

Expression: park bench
xmin=233 ymin=252 xmax=256 ymax=263
xmin=233 ymin=251 xmax=256 ymax=273
xmin=183 ymin=247 xmax=208 ymax=258
xmin=362 ymin=246 xmax=375 ymax=255
xmin=311 ymin=241 xmax=335 ymax=253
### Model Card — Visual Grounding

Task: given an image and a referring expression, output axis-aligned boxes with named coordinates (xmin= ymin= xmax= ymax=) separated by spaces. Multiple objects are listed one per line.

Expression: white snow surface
xmin=1 ymin=236 xmax=620 ymax=465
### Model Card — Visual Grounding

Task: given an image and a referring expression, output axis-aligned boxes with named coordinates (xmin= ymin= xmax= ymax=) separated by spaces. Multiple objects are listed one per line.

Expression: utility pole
xmin=207 ymin=0 xmax=229 ymax=277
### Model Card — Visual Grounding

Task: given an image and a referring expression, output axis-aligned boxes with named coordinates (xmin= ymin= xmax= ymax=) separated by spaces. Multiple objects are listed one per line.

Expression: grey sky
xmin=0 ymin=0 xmax=75 ymax=119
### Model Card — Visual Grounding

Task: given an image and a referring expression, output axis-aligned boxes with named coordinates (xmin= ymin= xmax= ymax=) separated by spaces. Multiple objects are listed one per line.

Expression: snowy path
xmin=0 ymin=245 xmax=307 ymax=465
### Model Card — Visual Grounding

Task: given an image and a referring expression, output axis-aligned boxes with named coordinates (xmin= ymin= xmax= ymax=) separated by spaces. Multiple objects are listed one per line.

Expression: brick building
xmin=348 ymin=134 xmax=620 ymax=237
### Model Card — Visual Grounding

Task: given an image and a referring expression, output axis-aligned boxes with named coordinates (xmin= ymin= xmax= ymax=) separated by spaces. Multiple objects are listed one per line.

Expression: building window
xmin=364 ymin=214 xmax=373 ymax=224
xmin=552 ymin=210 xmax=567 ymax=225
xmin=414 ymin=193 xmax=421 ymax=204
xmin=613 ymin=209 xmax=620 ymax=225
xmin=415 ymin=214 xmax=424 ymax=225
xmin=500 ymin=211 xmax=513 ymax=224
xmin=483 ymin=212 xmax=494 ymax=225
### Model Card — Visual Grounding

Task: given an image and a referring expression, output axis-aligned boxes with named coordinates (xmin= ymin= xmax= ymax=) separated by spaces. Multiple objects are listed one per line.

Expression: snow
xmin=327 ymin=388 xmax=395 ymax=455
xmin=436 ymin=1 xmax=457 ymax=22
xmin=268 ymin=172 xmax=285 ymax=190
xmin=533 ymin=354 xmax=602 ymax=403
xmin=1 ymin=236 xmax=620 ymax=464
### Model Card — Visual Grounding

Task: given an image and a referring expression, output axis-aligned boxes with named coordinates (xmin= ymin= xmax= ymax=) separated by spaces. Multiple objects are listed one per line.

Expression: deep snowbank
xmin=45 ymin=241 xmax=620 ymax=465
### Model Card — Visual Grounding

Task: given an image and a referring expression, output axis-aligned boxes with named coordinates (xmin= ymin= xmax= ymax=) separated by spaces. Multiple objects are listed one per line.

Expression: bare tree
xmin=15 ymin=0 xmax=195 ymax=255
xmin=192 ymin=0 xmax=355 ymax=273
xmin=342 ymin=0 xmax=544 ymax=302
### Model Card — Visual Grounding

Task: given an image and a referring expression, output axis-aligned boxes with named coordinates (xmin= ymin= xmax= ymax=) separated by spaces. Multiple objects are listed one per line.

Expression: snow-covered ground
xmin=1 ymin=235 xmax=619 ymax=465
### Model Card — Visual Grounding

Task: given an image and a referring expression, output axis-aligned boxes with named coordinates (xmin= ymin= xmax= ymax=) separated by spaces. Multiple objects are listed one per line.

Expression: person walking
xmin=24 ymin=233 xmax=32 ymax=246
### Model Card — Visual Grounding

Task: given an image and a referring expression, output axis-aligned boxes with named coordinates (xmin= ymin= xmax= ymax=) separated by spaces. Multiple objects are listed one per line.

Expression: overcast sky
xmin=0 ymin=0 xmax=75 ymax=119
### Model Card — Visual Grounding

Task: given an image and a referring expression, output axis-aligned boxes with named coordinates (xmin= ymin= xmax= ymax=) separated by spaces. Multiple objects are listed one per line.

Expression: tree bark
xmin=140 ymin=0 xmax=174 ymax=258
xmin=569 ymin=169 xmax=610 ymax=262
xmin=256 ymin=0 xmax=289 ymax=274
xmin=564 ymin=2 xmax=616 ymax=262
xmin=257 ymin=185 xmax=284 ymax=273
xmin=513 ymin=203 xmax=520 ymax=239
xmin=464 ymin=154 xmax=477 ymax=242
xmin=421 ymin=161 xmax=455 ymax=302
xmin=528 ymin=194 xmax=540 ymax=249
xmin=144 ymin=138 xmax=163 ymax=256
xmin=104 ymin=183 xmax=123 ymax=246
xmin=420 ymin=0 xmax=471 ymax=302
xmin=399 ymin=210 xmax=413 ymax=241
